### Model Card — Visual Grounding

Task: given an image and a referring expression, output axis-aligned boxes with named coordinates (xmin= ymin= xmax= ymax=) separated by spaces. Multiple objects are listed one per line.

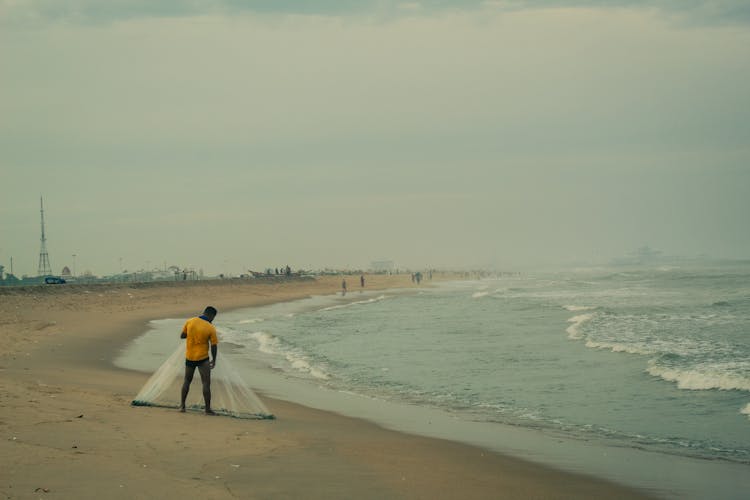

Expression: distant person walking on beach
xmin=342 ymin=278 xmax=347 ymax=296
xmin=360 ymin=274 xmax=365 ymax=290
xmin=180 ymin=306 xmax=218 ymax=415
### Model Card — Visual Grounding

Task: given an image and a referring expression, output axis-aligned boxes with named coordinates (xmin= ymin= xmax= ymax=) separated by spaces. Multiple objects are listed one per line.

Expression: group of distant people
xmin=269 ymin=265 xmax=292 ymax=276
xmin=341 ymin=275 xmax=366 ymax=296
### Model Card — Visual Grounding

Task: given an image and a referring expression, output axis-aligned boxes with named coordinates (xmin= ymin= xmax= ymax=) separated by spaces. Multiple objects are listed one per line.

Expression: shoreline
xmin=123 ymin=282 xmax=750 ymax=500
xmin=1 ymin=276 xmax=654 ymax=499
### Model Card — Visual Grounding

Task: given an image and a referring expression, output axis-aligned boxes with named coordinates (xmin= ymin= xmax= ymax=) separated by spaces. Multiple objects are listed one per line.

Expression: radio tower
xmin=37 ymin=196 xmax=52 ymax=276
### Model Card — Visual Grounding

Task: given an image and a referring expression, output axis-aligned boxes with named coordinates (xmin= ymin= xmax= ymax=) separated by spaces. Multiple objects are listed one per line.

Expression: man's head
xmin=203 ymin=306 xmax=217 ymax=321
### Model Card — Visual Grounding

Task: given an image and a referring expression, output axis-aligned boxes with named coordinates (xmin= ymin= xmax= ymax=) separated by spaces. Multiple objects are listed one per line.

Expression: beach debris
xmin=34 ymin=487 xmax=50 ymax=493
xmin=230 ymin=464 xmax=240 ymax=468
xmin=76 ymin=414 xmax=83 ymax=418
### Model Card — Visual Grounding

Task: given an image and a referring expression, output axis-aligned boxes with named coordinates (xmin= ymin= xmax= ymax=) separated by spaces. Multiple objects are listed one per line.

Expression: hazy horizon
xmin=2 ymin=1 xmax=749 ymax=277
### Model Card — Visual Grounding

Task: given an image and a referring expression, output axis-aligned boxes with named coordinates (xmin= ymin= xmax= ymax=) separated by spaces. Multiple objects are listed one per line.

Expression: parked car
xmin=44 ymin=276 xmax=66 ymax=284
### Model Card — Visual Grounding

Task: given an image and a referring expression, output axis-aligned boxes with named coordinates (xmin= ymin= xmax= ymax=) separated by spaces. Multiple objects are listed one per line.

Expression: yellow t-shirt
xmin=182 ymin=316 xmax=218 ymax=361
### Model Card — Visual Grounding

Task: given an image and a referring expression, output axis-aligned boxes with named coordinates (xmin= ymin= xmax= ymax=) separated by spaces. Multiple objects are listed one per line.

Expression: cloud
xmin=1 ymin=3 xmax=749 ymax=273
xmin=1 ymin=0 xmax=368 ymax=25
xmin=2 ymin=0 xmax=750 ymax=26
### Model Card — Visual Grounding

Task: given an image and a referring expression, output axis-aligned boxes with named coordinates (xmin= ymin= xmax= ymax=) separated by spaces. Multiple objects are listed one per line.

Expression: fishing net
xmin=131 ymin=343 xmax=274 ymax=419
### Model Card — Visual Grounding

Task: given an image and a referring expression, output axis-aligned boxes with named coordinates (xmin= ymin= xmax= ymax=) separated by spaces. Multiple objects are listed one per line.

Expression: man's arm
xmin=180 ymin=332 xmax=187 ymax=339
xmin=210 ymin=344 xmax=218 ymax=369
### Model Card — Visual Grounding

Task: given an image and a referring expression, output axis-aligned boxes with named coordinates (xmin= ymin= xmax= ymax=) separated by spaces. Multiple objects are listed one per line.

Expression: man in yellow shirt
xmin=180 ymin=306 xmax=218 ymax=415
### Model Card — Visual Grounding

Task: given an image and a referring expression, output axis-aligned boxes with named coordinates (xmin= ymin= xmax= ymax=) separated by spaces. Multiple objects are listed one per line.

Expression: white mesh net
xmin=131 ymin=343 xmax=274 ymax=419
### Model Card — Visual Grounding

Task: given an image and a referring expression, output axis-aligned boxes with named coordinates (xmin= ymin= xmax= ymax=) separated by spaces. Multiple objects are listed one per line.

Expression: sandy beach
xmin=0 ymin=275 xmax=653 ymax=499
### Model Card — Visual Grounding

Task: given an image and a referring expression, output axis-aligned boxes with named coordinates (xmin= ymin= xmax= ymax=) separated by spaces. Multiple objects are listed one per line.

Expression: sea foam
xmin=584 ymin=340 xmax=654 ymax=356
xmin=286 ymin=356 xmax=330 ymax=380
xmin=566 ymin=313 xmax=594 ymax=339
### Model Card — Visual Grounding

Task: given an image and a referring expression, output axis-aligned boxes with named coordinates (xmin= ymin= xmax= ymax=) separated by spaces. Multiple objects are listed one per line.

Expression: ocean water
xmin=118 ymin=264 xmax=750 ymax=498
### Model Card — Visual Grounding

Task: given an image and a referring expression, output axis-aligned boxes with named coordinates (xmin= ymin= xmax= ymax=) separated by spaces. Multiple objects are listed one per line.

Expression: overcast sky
xmin=2 ymin=1 xmax=749 ymax=276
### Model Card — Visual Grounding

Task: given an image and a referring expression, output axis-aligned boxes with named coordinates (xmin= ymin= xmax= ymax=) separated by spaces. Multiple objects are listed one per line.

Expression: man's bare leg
xmin=198 ymin=362 xmax=215 ymax=415
xmin=180 ymin=365 xmax=197 ymax=412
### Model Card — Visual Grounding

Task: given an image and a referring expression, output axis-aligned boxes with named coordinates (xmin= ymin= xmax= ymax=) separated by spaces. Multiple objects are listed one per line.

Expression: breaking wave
xmin=238 ymin=318 xmax=264 ymax=324
xmin=646 ymin=362 xmax=750 ymax=392
xmin=249 ymin=331 xmax=280 ymax=355
xmin=320 ymin=295 xmax=388 ymax=311
xmin=249 ymin=331 xmax=329 ymax=380
xmin=564 ymin=305 xmax=596 ymax=312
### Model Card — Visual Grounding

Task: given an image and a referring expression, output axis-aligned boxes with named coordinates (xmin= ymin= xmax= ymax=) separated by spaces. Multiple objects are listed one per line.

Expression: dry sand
xmin=0 ymin=275 xmax=654 ymax=499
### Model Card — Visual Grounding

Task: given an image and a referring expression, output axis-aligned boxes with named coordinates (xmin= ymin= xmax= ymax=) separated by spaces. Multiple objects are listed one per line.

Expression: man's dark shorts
xmin=185 ymin=357 xmax=209 ymax=368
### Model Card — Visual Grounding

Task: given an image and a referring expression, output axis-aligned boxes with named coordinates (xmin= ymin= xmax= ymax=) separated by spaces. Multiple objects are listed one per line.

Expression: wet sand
xmin=0 ymin=275 xmax=654 ymax=499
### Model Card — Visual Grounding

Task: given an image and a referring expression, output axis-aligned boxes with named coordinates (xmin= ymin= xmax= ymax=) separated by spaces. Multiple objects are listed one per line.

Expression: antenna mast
xmin=37 ymin=196 xmax=52 ymax=276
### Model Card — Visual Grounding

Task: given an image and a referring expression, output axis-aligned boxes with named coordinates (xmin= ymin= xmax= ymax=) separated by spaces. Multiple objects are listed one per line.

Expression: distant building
xmin=370 ymin=260 xmax=395 ymax=273
xmin=61 ymin=266 xmax=72 ymax=277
